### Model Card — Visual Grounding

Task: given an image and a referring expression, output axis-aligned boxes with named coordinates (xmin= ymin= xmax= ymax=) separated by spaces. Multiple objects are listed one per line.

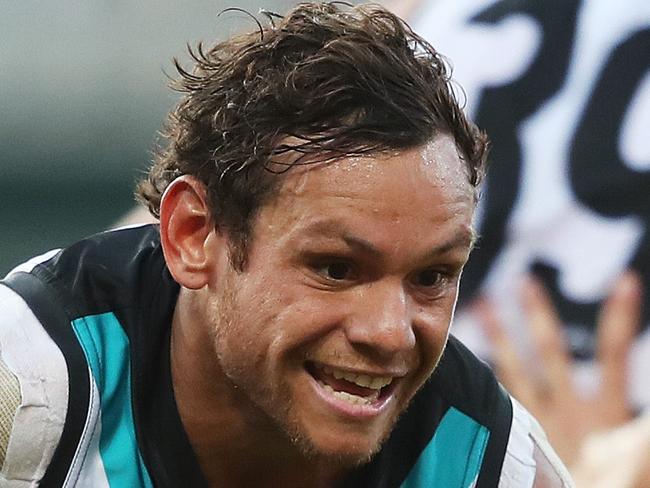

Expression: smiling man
xmin=0 ymin=3 xmax=571 ymax=487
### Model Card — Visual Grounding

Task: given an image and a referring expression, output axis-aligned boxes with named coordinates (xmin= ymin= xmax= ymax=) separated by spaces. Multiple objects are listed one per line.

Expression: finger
xmin=521 ymin=276 xmax=573 ymax=400
xmin=595 ymin=271 xmax=642 ymax=419
xmin=473 ymin=298 xmax=537 ymax=408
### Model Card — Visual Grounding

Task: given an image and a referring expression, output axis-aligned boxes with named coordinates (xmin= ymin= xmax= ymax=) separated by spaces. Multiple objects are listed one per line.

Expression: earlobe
xmin=159 ymin=176 xmax=215 ymax=289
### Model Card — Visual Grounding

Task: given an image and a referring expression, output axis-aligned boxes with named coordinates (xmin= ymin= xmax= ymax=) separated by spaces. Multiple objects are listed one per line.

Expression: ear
xmin=159 ymin=175 xmax=218 ymax=289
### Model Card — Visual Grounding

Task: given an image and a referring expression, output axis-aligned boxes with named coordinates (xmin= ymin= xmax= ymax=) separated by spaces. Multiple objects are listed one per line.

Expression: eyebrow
xmin=300 ymin=220 xmax=476 ymax=258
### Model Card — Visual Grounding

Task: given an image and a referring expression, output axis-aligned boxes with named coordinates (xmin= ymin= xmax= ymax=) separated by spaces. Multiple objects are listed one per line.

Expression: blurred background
xmin=1 ymin=0 xmax=331 ymax=275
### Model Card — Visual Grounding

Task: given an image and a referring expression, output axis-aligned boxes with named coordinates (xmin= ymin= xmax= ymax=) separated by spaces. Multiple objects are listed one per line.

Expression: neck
xmin=170 ymin=288 xmax=346 ymax=487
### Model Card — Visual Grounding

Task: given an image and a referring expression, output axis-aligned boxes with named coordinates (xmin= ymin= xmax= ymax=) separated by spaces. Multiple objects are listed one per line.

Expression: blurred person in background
xmin=382 ymin=0 xmax=650 ymax=485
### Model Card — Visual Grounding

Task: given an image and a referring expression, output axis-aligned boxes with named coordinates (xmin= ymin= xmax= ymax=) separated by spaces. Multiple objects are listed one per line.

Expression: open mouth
xmin=305 ymin=361 xmax=397 ymax=407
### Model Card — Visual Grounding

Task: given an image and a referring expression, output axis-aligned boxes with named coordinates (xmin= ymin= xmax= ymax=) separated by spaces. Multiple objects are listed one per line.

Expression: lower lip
xmin=307 ymin=373 xmax=395 ymax=419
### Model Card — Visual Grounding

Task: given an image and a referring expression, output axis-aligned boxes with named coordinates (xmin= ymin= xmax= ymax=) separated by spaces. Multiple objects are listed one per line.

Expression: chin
xmin=298 ymin=440 xmax=379 ymax=469
xmin=291 ymin=420 xmax=393 ymax=468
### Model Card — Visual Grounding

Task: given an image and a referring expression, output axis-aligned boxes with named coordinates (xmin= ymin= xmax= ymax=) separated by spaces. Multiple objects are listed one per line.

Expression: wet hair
xmin=136 ymin=2 xmax=489 ymax=269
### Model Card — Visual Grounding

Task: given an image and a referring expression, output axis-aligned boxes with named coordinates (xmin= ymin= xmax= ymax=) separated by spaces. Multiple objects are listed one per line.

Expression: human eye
xmin=413 ymin=269 xmax=445 ymax=288
xmin=410 ymin=267 xmax=456 ymax=298
xmin=311 ymin=259 xmax=356 ymax=283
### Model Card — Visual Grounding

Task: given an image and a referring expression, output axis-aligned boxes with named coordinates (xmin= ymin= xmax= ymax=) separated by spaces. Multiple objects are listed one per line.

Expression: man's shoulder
xmin=2 ymin=224 xmax=165 ymax=319
xmin=24 ymin=223 xmax=162 ymax=287
xmin=0 ymin=224 xmax=170 ymax=487
xmin=395 ymin=337 xmax=574 ymax=487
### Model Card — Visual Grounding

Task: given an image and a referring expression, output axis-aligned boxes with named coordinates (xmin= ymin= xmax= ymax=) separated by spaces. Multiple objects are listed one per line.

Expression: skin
xmin=160 ymin=134 xmax=475 ymax=487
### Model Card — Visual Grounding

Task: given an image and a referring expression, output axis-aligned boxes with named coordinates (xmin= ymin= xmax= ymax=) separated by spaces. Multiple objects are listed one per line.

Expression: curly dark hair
xmin=137 ymin=2 xmax=489 ymax=269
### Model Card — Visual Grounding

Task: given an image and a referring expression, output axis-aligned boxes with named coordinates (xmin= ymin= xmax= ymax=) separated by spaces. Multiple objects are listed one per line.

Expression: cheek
xmin=265 ymin=293 xmax=344 ymax=356
xmin=414 ymin=300 xmax=457 ymax=361
xmin=210 ymin=278 xmax=313 ymax=364
xmin=205 ymin=279 xmax=263 ymax=356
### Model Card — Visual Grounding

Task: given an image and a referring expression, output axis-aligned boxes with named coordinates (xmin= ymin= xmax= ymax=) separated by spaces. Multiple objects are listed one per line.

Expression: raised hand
xmin=476 ymin=272 xmax=643 ymax=473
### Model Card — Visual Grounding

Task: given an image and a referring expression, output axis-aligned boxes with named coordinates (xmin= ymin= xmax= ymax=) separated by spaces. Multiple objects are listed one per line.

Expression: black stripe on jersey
xmin=3 ymin=271 xmax=91 ymax=488
xmin=431 ymin=336 xmax=513 ymax=487
xmin=475 ymin=383 xmax=512 ymax=487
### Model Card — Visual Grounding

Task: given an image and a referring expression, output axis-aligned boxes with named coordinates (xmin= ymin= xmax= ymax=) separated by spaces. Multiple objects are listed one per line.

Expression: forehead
xmin=257 ymin=134 xmax=475 ymax=247
xmin=274 ymin=134 xmax=472 ymax=207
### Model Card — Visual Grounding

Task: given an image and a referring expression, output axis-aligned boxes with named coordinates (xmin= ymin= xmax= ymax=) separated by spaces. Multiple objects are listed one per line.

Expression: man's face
xmin=204 ymin=134 xmax=475 ymax=465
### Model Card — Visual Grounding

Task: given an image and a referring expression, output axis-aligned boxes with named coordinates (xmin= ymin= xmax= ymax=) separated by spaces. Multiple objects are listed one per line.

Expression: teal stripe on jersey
xmin=401 ymin=407 xmax=490 ymax=488
xmin=72 ymin=313 xmax=153 ymax=488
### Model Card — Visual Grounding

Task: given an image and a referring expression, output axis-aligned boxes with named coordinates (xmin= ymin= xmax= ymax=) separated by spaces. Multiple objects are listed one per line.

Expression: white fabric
xmin=528 ymin=416 xmax=575 ymax=487
xmin=0 ymin=284 xmax=68 ymax=487
xmin=499 ymin=398 xmax=575 ymax=487
xmin=67 ymin=389 xmax=108 ymax=488
xmin=499 ymin=398 xmax=536 ymax=488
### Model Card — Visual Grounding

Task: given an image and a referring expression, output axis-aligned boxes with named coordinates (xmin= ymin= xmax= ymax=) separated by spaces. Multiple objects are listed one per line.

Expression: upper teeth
xmin=321 ymin=366 xmax=393 ymax=390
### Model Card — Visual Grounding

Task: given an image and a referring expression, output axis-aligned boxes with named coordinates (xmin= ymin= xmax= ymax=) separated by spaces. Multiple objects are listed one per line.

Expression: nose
xmin=345 ymin=279 xmax=416 ymax=357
